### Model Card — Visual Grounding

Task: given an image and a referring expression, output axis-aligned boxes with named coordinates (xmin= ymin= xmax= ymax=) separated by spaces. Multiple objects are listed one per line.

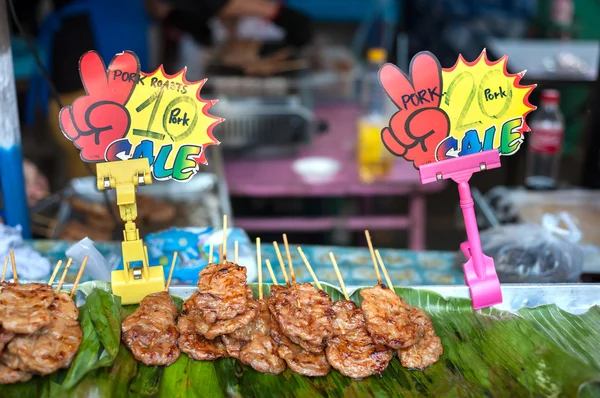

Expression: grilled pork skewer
xmin=0 ymin=282 xmax=55 ymax=334
xmin=1 ymin=258 xmax=86 ymax=384
xmin=360 ymin=285 xmax=420 ymax=349
xmin=359 ymin=232 xmax=419 ymax=350
xmin=265 ymin=238 xmax=331 ymax=376
xmin=193 ymin=262 xmax=259 ymax=338
xmin=122 ymin=255 xmax=181 ymax=367
xmin=399 ymin=307 xmax=443 ymax=370
xmin=222 ymin=298 xmax=286 ymax=374
xmin=221 ymin=242 xmax=286 ymax=374
xmin=326 ymin=300 xmax=393 ymax=378
xmin=271 ymin=312 xmax=331 ymax=377
xmin=4 ymin=292 xmax=82 ymax=375
xmin=122 ymin=291 xmax=181 ymax=366
xmin=195 ymin=262 xmax=256 ymax=326
xmin=177 ymin=292 xmax=227 ymax=361
xmin=373 ymin=250 xmax=443 ymax=369
xmin=178 ymin=221 xmax=256 ymax=359
xmin=325 ymin=253 xmax=393 ymax=379
xmin=268 ymin=239 xmax=332 ymax=354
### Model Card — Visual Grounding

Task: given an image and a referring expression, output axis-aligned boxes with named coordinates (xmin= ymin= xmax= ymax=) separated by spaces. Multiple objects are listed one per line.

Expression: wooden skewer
xmin=375 ymin=250 xmax=394 ymax=291
xmin=70 ymin=256 xmax=89 ymax=298
xmin=219 ymin=244 xmax=223 ymax=263
xmin=1 ymin=257 xmax=8 ymax=282
xmin=256 ymin=238 xmax=263 ymax=300
xmin=273 ymin=242 xmax=290 ymax=286
xmin=48 ymin=260 xmax=63 ymax=285
xmin=297 ymin=247 xmax=321 ymax=290
xmin=10 ymin=250 xmax=18 ymax=283
xmin=265 ymin=259 xmax=278 ymax=285
xmin=165 ymin=252 xmax=178 ymax=291
xmin=222 ymin=215 xmax=228 ymax=261
xmin=282 ymin=234 xmax=296 ymax=284
xmin=329 ymin=252 xmax=349 ymax=300
xmin=208 ymin=244 xmax=214 ymax=264
xmin=365 ymin=230 xmax=381 ymax=285
xmin=234 ymin=241 xmax=239 ymax=264
xmin=56 ymin=258 xmax=73 ymax=293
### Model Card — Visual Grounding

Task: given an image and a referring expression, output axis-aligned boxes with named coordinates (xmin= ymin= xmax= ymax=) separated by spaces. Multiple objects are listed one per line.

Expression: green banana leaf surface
xmin=1 ymin=281 xmax=599 ymax=397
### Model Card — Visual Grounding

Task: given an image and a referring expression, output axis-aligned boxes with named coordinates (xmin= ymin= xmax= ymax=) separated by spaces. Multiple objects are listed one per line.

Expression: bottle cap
xmin=367 ymin=48 xmax=387 ymax=63
xmin=541 ymin=89 xmax=560 ymax=104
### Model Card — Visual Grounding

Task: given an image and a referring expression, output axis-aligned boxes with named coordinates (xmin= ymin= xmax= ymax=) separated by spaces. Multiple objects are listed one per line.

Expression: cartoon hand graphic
xmin=379 ymin=52 xmax=450 ymax=168
xmin=59 ymin=51 xmax=140 ymax=162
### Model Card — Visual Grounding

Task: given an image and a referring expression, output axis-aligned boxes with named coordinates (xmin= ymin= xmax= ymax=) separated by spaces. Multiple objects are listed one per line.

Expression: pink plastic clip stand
xmin=419 ymin=150 xmax=503 ymax=310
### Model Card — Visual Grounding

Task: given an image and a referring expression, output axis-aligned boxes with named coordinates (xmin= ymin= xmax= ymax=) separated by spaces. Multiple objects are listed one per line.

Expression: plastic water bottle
xmin=525 ymin=89 xmax=565 ymax=190
xmin=357 ymin=48 xmax=394 ymax=183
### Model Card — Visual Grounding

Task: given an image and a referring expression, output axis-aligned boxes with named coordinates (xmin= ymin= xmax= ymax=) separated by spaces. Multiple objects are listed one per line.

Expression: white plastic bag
xmin=457 ymin=213 xmax=584 ymax=283
xmin=66 ymin=238 xmax=111 ymax=281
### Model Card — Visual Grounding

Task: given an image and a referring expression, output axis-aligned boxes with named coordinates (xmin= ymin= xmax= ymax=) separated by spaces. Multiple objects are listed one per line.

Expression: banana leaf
xmin=1 ymin=282 xmax=599 ymax=397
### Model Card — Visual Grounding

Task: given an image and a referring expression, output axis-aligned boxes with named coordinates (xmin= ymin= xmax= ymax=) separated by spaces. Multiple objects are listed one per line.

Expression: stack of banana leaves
xmin=1 ymin=281 xmax=599 ymax=397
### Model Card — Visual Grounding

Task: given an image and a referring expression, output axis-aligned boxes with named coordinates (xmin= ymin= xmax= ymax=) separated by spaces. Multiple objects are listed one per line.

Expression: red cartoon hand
xmin=59 ymin=51 xmax=140 ymax=162
xmin=379 ymin=52 xmax=450 ymax=168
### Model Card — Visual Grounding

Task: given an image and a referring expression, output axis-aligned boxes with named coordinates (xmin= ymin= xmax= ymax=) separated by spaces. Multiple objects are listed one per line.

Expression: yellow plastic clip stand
xmin=96 ymin=158 xmax=165 ymax=304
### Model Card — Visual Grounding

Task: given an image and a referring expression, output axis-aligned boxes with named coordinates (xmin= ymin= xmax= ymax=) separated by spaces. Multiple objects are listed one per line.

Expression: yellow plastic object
xmin=96 ymin=158 xmax=165 ymax=304
xmin=367 ymin=48 xmax=387 ymax=63
xmin=357 ymin=116 xmax=395 ymax=183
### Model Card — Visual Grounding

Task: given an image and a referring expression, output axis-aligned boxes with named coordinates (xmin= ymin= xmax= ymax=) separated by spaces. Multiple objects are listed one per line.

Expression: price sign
xmin=379 ymin=50 xmax=536 ymax=169
xmin=59 ymin=51 xmax=222 ymax=182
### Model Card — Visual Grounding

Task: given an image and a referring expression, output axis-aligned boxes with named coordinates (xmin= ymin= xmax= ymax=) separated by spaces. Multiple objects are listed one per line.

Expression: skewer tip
xmin=329 ymin=252 xmax=349 ymax=300
xmin=298 ymin=247 xmax=321 ymax=290
xmin=273 ymin=241 xmax=290 ymax=286
xmin=375 ymin=250 xmax=394 ymax=292
xmin=165 ymin=252 xmax=178 ymax=291
xmin=208 ymin=244 xmax=214 ymax=264
xmin=9 ymin=250 xmax=18 ymax=283
xmin=48 ymin=259 xmax=63 ymax=286
xmin=256 ymin=237 xmax=263 ymax=299
xmin=282 ymin=234 xmax=296 ymax=284
xmin=265 ymin=259 xmax=278 ymax=286
xmin=1 ymin=256 xmax=8 ymax=283
xmin=56 ymin=257 xmax=73 ymax=293
xmin=234 ymin=241 xmax=239 ymax=264
xmin=222 ymin=215 xmax=228 ymax=261
xmin=70 ymin=256 xmax=88 ymax=298
xmin=365 ymin=230 xmax=381 ymax=285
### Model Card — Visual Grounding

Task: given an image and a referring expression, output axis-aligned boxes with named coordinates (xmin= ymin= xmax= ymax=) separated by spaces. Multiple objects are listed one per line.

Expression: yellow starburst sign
xmin=377 ymin=49 xmax=536 ymax=168
xmin=59 ymin=50 xmax=222 ymax=183
xmin=436 ymin=49 xmax=536 ymax=160
xmin=119 ymin=67 xmax=223 ymax=181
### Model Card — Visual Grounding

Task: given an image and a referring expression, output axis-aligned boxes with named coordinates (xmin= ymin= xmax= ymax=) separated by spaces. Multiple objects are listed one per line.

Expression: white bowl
xmin=292 ymin=157 xmax=341 ymax=184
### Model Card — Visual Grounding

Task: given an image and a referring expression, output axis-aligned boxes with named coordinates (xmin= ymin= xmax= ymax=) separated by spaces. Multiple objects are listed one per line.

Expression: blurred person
xmin=22 ymin=0 xmax=312 ymax=180
xmin=23 ymin=159 xmax=50 ymax=207
xmin=20 ymin=0 xmax=153 ymax=179
xmin=147 ymin=0 xmax=313 ymax=49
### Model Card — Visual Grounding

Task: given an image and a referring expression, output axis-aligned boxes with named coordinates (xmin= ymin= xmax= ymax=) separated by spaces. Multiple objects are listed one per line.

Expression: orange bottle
xmin=357 ymin=48 xmax=395 ymax=183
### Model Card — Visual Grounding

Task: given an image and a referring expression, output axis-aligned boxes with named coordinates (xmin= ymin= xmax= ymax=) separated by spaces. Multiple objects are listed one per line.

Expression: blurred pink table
xmin=225 ymin=103 xmax=446 ymax=250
